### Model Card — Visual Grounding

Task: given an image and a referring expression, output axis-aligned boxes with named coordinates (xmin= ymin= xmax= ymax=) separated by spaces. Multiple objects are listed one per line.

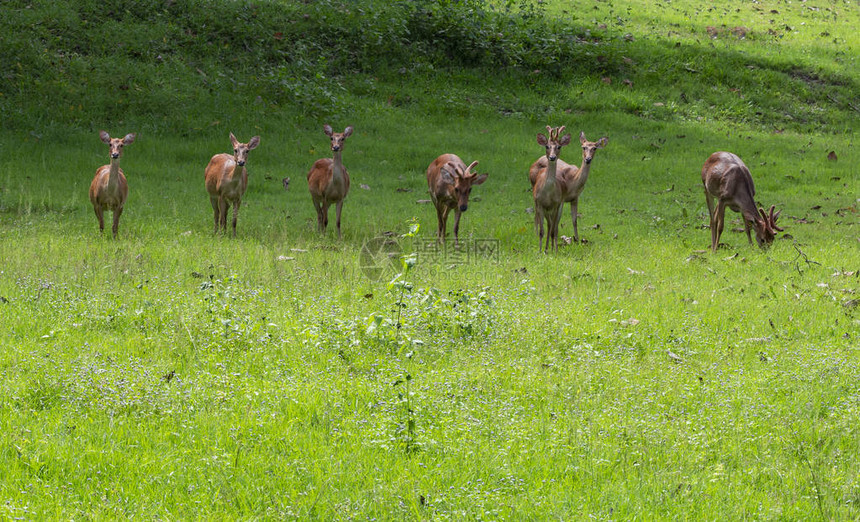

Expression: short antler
xmin=768 ymin=205 xmax=784 ymax=232
xmin=464 ymin=160 xmax=479 ymax=177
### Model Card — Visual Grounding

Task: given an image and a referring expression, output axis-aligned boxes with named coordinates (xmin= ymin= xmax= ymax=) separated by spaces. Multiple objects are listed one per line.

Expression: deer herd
xmin=90 ymin=125 xmax=783 ymax=252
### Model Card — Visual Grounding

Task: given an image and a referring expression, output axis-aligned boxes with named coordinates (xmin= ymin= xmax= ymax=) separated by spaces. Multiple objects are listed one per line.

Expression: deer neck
xmin=538 ymin=158 xmax=561 ymax=199
xmin=330 ymin=150 xmax=345 ymax=185
xmin=576 ymin=158 xmax=592 ymax=185
xmin=740 ymin=204 xmax=761 ymax=226
xmin=108 ymin=158 xmax=122 ymax=185
xmin=733 ymin=190 xmax=760 ymax=225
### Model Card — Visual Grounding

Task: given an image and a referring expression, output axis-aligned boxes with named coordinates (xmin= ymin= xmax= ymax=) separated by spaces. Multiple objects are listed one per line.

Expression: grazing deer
xmin=204 ymin=132 xmax=260 ymax=237
xmin=530 ymin=126 xmax=571 ymax=253
xmin=89 ymin=130 xmax=135 ymax=238
xmin=701 ymin=151 xmax=783 ymax=252
xmin=307 ymin=125 xmax=353 ymax=238
xmin=426 ymin=154 xmax=488 ymax=245
xmin=530 ymin=131 xmax=608 ymax=243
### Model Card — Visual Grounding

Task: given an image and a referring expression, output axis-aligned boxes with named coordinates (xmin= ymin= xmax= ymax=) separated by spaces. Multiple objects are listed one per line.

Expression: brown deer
xmin=204 ymin=132 xmax=260 ymax=237
xmin=701 ymin=151 xmax=783 ymax=252
xmin=426 ymin=154 xmax=488 ymax=245
xmin=530 ymin=126 xmax=571 ymax=253
xmin=530 ymin=131 xmax=608 ymax=243
xmin=89 ymin=130 xmax=135 ymax=238
xmin=307 ymin=125 xmax=353 ymax=238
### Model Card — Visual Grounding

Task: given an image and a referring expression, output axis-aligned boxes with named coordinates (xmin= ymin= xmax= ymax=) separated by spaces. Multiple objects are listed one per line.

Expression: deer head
xmin=324 ymin=125 xmax=353 ymax=152
xmin=229 ymin=132 xmax=260 ymax=167
xmin=754 ymin=205 xmax=784 ymax=248
xmin=100 ymin=130 xmax=135 ymax=159
xmin=536 ymin=126 xmax=572 ymax=162
xmin=580 ymin=131 xmax=608 ymax=165
xmin=445 ymin=160 xmax=488 ymax=212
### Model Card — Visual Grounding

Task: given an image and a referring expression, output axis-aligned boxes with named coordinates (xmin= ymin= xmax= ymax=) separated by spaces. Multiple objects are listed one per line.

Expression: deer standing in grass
xmin=426 ymin=154 xmax=488 ymax=246
xmin=530 ymin=131 xmax=608 ymax=243
xmin=530 ymin=126 xmax=571 ymax=253
xmin=307 ymin=125 xmax=353 ymax=239
xmin=90 ymin=130 xmax=135 ymax=238
xmin=204 ymin=132 xmax=260 ymax=237
xmin=701 ymin=151 xmax=783 ymax=252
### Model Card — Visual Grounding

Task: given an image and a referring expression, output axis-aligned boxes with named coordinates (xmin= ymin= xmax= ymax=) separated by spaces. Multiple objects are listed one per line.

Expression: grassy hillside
xmin=0 ymin=0 xmax=858 ymax=519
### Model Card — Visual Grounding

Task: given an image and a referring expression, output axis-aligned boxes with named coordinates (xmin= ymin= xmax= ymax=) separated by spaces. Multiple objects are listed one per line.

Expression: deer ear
xmin=323 ymin=125 xmax=333 ymax=137
xmin=343 ymin=126 xmax=353 ymax=138
xmin=598 ymin=137 xmax=609 ymax=148
xmin=537 ymin=133 xmax=548 ymax=146
xmin=229 ymin=132 xmax=239 ymax=148
xmin=559 ymin=133 xmax=572 ymax=146
xmin=472 ymin=173 xmax=488 ymax=185
xmin=247 ymin=136 xmax=260 ymax=149
xmin=100 ymin=131 xmax=111 ymax=144
xmin=580 ymin=131 xmax=587 ymax=144
xmin=123 ymin=133 xmax=136 ymax=145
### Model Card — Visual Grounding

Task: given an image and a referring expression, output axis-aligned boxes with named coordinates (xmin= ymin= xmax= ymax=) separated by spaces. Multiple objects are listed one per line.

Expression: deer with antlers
xmin=530 ymin=126 xmax=572 ymax=253
xmin=204 ymin=132 xmax=260 ymax=237
xmin=426 ymin=154 xmax=488 ymax=245
xmin=701 ymin=151 xmax=783 ymax=252
xmin=89 ymin=130 xmax=135 ymax=238
xmin=529 ymin=131 xmax=608 ymax=243
xmin=307 ymin=125 xmax=353 ymax=239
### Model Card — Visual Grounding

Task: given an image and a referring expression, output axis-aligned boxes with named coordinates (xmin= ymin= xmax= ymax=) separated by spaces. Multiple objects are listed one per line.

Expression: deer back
xmin=702 ymin=152 xmax=757 ymax=214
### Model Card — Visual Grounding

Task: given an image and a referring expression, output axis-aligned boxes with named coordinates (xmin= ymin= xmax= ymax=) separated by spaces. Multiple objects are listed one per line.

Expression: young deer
xmin=530 ymin=126 xmax=571 ymax=253
xmin=204 ymin=132 xmax=260 ymax=237
xmin=426 ymin=154 xmax=488 ymax=245
xmin=89 ymin=130 xmax=135 ymax=238
xmin=307 ymin=125 xmax=353 ymax=238
xmin=701 ymin=151 xmax=783 ymax=252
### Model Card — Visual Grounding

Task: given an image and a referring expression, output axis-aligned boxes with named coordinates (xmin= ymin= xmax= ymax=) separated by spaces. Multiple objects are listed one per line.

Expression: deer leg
xmin=210 ymin=197 xmax=220 ymax=234
xmin=93 ymin=205 xmax=105 ymax=234
xmin=453 ymin=208 xmax=462 ymax=247
xmin=571 ymin=198 xmax=580 ymax=243
xmin=704 ymin=190 xmax=716 ymax=248
xmin=743 ymin=218 xmax=753 ymax=245
xmin=536 ymin=209 xmax=545 ymax=253
xmin=231 ymin=200 xmax=240 ymax=238
xmin=712 ymin=201 xmax=727 ymax=252
xmin=219 ymin=199 xmax=229 ymax=234
xmin=318 ymin=201 xmax=328 ymax=234
xmin=703 ymin=190 xmax=715 ymax=220
xmin=440 ymin=206 xmax=450 ymax=244
xmin=335 ymin=200 xmax=344 ymax=240
xmin=545 ymin=211 xmax=556 ymax=253
xmin=112 ymin=206 xmax=123 ymax=239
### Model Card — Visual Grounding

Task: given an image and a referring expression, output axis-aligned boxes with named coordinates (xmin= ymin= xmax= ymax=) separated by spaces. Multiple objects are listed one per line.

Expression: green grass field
xmin=1 ymin=0 xmax=858 ymax=518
